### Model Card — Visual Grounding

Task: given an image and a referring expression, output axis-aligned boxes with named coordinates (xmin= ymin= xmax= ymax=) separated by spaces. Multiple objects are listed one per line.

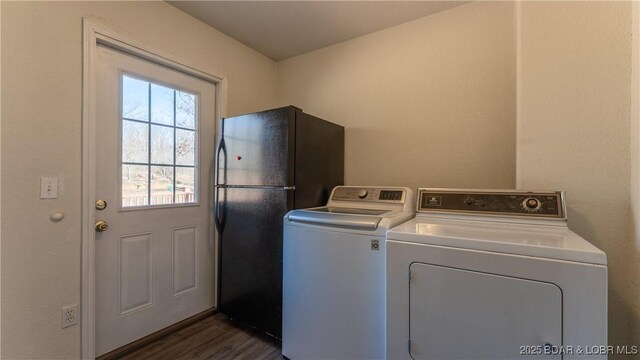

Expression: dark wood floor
xmin=119 ymin=313 xmax=283 ymax=360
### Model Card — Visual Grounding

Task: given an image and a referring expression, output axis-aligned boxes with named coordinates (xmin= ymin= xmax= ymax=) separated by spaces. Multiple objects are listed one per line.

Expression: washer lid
xmin=313 ymin=207 xmax=391 ymax=215
xmin=287 ymin=208 xmax=383 ymax=230
xmin=387 ymin=218 xmax=607 ymax=265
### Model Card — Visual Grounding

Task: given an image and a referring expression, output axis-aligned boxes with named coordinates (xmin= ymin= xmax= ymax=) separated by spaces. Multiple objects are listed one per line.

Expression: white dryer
xmin=386 ymin=189 xmax=607 ymax=360
xmin=283 ymin=186 xmax=415 ymax=360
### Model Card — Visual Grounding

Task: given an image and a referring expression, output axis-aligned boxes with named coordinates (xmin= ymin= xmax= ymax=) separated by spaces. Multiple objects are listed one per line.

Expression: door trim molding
xmin=81 ymin=18 xmax=227 ymax=359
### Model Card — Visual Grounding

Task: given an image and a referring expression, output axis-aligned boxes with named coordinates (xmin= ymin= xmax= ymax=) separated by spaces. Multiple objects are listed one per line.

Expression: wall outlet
xmin=61 ymin=304 xmax=79 ymax=329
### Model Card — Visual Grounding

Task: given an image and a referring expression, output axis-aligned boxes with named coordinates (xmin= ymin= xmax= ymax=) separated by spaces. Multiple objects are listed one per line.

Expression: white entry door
xmin=94 ymin=45 xmax=216 ymax=356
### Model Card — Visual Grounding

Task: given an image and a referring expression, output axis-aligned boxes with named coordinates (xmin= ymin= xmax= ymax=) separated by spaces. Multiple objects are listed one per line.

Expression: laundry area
xmin=1 ymin=1 xmax=639 ymax=359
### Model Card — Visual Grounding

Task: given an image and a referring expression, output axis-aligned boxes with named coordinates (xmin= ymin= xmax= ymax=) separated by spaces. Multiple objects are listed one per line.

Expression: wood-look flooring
xmin=118 ymin=313 xmax=282 ymax=360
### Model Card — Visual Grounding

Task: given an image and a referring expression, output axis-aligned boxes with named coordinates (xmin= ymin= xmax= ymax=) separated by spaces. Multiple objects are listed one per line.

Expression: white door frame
xmin=81 ymin=18 xmax=227 ymax=359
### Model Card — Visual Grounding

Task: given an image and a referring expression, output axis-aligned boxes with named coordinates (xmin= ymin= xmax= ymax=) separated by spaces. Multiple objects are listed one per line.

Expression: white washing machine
xmin=283 ymin=186 xmax=415 ymax=360
xmin=386 ymin=189 xmax=607 ymax=360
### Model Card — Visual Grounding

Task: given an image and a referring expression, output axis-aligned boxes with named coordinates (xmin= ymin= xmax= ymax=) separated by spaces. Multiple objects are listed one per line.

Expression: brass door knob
xmin=95 ymin=199 xmax=107 ymax=210
xmin=95 ymin=220 xmax=109 ymax=232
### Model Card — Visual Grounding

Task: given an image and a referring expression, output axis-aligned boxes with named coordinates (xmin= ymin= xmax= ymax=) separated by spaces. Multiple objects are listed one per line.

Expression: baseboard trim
xmin=96 ymin=308 xmax=218 ymax=360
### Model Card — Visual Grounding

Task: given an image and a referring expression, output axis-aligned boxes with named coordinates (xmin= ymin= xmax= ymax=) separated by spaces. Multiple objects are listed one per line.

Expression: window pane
xmin=120 ymin=74 xmax=198 ymax=208
xmin=122 ymin=76 xmax=149 ymax=121
xmin=122 ymin=120 xmax=149 ymax=163
xmin=176 ymin=129 xmax=195 ymax=166
xmin=151 ymin=125 xmax=174 ymax=165
xmin=150 ymin=166 xmax=173 ymax=205
xmin=151 ymin=84 xmax=174 ymax=125
xmin=176 ymin=167 xmax=196 ymax=204
xmin=176 ymin=91 xmax=196 ymax=129
xmin=122 ymin=165 xmax=148 ymax=207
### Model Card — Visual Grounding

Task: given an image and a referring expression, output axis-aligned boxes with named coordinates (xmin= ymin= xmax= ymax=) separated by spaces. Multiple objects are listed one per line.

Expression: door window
xmin=121 ymin=74 xmax=198 ymax=207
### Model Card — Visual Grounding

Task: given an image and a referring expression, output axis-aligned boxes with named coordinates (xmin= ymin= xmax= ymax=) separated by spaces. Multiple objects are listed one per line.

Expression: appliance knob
xmin=522 ymin=197 xmax=541 ymax=211
xmin=358 ymin=190 xmax=368 ymax=199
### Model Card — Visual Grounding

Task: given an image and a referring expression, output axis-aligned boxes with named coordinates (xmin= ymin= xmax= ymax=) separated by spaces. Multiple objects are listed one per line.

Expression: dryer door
xmin=409 ymin=263 xmax=562 ymax=360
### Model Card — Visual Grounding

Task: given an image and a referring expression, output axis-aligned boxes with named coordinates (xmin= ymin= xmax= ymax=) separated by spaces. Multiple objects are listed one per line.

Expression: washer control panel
xmin=418 ymin=189 xmax=565 ymax=219
xmin=332 ymin=187 xmax=406 ymax=203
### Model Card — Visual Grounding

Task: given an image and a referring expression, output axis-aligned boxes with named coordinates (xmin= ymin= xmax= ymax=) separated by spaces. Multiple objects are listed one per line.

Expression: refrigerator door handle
xmin=215 ymin=186 xmax=225 ymax=234
xmin=216 ymin=137 xmax=227 ymax=186
xmin=215 ymin=136 xmax=227 ymax=233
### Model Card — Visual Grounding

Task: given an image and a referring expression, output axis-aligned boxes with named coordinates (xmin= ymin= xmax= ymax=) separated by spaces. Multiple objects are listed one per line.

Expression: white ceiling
xmin=168 ymin=1 xmax=469 ymax=61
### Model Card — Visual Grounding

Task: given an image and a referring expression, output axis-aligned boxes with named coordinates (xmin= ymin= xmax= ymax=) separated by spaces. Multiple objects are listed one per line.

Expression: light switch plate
xmin=40 ymin=177 xmax=58 ymax=199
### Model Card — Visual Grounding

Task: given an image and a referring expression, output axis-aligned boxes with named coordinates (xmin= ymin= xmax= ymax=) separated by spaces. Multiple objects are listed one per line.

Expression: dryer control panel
xmin=417 ymin=189 xmax=566 ymax=219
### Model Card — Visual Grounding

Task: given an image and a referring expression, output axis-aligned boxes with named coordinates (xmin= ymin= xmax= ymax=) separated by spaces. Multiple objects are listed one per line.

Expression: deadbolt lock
xmin=95 ymin=220 xmax=109 ymax=232
xmin=95 ymin=199 xmax=107 ymax=210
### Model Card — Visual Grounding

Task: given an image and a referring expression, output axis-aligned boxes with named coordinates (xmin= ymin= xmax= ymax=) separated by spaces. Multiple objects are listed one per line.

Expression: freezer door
xmin=218 ymin=187 xmax=293 ymax=338
xmin=294 ymin=111 xmax=344 ymax=209
xmin=222 ymin=107 xmax=295 ymax=186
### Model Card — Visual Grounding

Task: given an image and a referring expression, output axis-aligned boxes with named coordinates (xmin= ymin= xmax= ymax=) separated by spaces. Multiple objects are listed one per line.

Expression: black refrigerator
xmin=215 ymin=106 xmax=344 ymax=339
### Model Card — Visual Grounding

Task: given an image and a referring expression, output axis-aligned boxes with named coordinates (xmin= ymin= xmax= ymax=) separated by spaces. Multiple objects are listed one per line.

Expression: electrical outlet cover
xmin=61 ymin=304 xmax=79 ymax=328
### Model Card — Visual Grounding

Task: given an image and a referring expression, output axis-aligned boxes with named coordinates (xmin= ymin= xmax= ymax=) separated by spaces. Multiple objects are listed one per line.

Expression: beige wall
xmin=0 ymin=1 xmax=277 ymax=358
xmin=516 ymin=0 xmax=637 ymax=350
xmin=277 ymin=1 xmax=516 ymax=191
